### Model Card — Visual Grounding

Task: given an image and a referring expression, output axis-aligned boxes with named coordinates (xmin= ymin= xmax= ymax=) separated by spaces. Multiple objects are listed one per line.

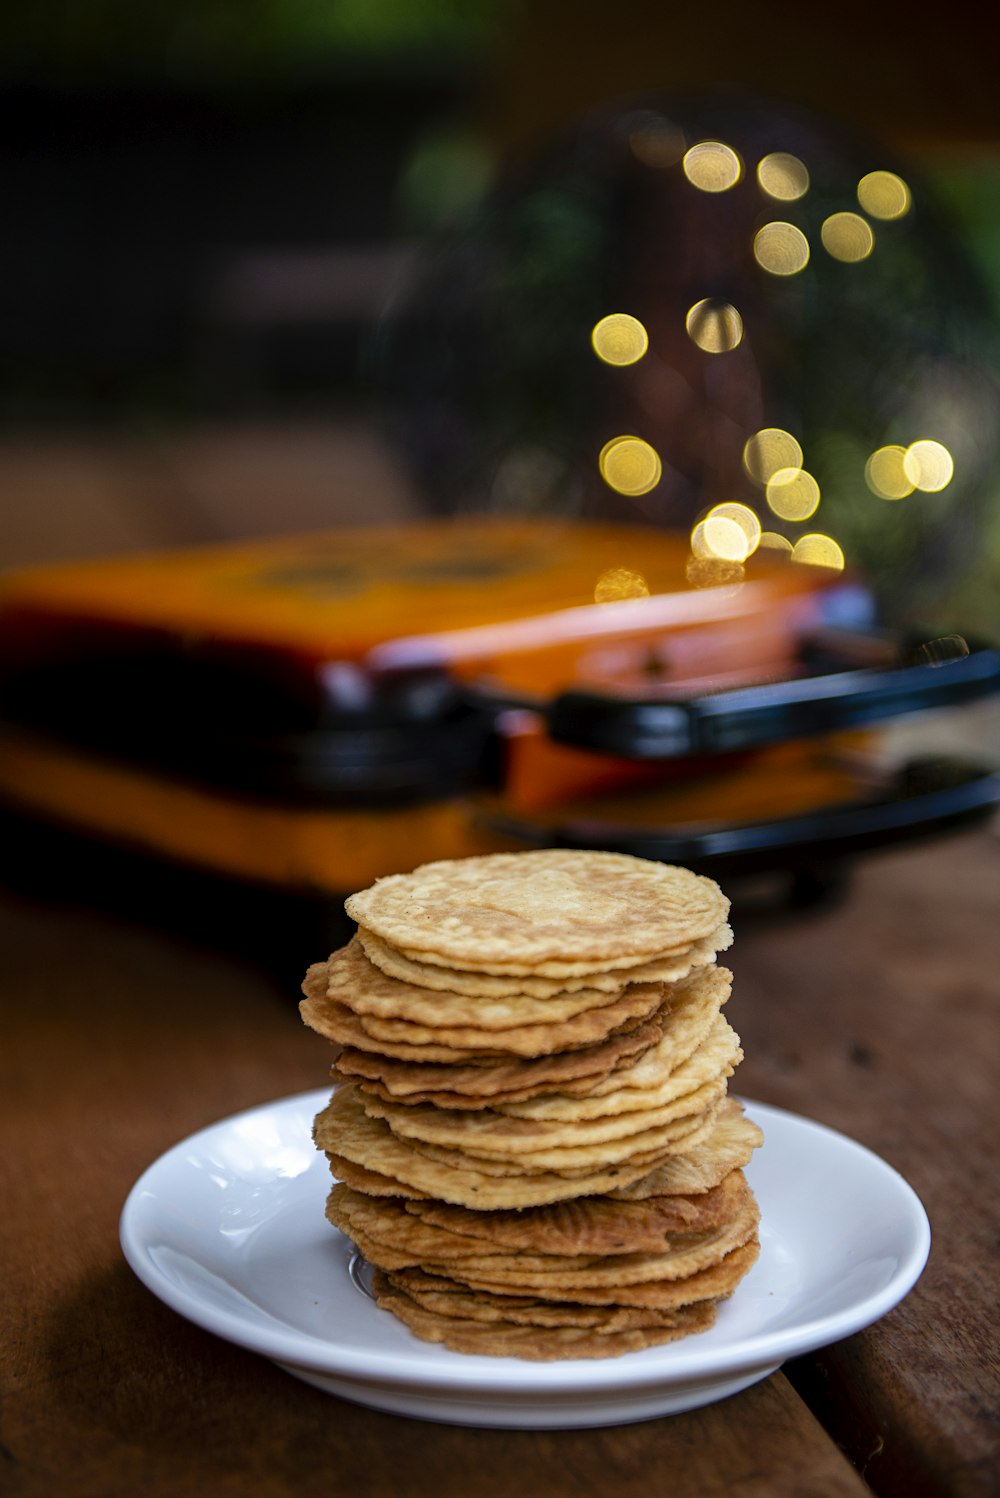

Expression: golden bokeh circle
xmin=857 ymin=170 xmax=911 ymax=221
xmin=598 ymin=436 xmax=663 ymax=496
xmin=689 ymin=519 xmax=714 ymax=560
xmin=757 ymin=153 xmax=810 ymax=201
xmin=708 ymin=502 xmax=762 ymax=557
xmin=591 ymin=313 xmax=650 ymax=366
xmin=792 ymin=534 xmax=846 ymax=570
xmin=685 ymin=298 xmax=744 ymax=353
xmin=903 ymin=440 xmax=954 ymax=492
xmin=685 ymin=555 xmax=746 ymax=590
xmin=753 ymin=221 xmax=810 ymax=277
xmin=766 ymin=467 xmax=821 ymax=521
xmin=691 ymin=515 xmax=749 ymax=563
xmin=743 ymin=428 xmax=804 ymax=485
xmin=594 ymin=567 xmax=651 ymax=603
xmin=682 ymin=141 xmax=743 ymax=193
xmin=821 ymin=212 xmax=875 ymax=263
xmin=865 ymin=445 xmax=915 ymax=500
xmin=758 ymin=531 xmax=794 ymax=555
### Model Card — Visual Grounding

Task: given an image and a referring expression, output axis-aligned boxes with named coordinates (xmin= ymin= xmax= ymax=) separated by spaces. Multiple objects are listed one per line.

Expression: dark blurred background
xmin=1 ymin=0 xmax=999 ymax=627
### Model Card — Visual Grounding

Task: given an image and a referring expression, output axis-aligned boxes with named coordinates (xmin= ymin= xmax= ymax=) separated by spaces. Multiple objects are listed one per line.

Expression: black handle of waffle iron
xmin=544 ymin=639 xmax=1000 ymax=759
xmin=475 ymin=758 xmax=1000 ymax=876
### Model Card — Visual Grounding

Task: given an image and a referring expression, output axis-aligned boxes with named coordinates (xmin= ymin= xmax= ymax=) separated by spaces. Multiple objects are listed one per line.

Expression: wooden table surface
xmin=2 ymin=820 xmax=998 ymax=1498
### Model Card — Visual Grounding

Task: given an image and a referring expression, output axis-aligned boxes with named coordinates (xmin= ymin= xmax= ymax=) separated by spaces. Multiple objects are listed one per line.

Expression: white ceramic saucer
xmin=120 ymin=1091 xmax=930 ymax=1428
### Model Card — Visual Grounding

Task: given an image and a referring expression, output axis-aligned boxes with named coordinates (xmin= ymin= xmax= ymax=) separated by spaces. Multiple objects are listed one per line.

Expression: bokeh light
xmin=598 ymin=435 xmax=663 ymax=495
xmin=792 ymin=533 xmax=846 ymax=569
xmin=685 ymin=299 xmax=744 ymax=352
xmin=903 ymin=439 xmax=954 ymax=491
xmin=698 ymin=502 xmax=762 ymax=560
xmin=591 ymin=312 xmax=649 ymax=366
xmin=682 ymin=141 xmax=743 ymax=192
xmin=744 ymin=428 xmax=804 ymax=485
xmin=375 ymin=96 xmax=1000 ymax=624
xmin=691 ymin=514 xmax=748 ymax=562
xmin=865 ymin=445 xmax=915 ymax=500
xmin=594 ymin=567 xmax=651 ymax=602
xmin=766 ymin=467 xmax=821 ymax=521
xmin=753 ymin=221 xmax=810 ymax=276
xmin=822 ymin=212 xmax=875 ymax=262
xmin=857 ymin=170 xmax=912 ymax=221
xmin=685 ymin=555 xmax=746 ymax=589
xmin=757 ymin=152 xmax=810 ymax=201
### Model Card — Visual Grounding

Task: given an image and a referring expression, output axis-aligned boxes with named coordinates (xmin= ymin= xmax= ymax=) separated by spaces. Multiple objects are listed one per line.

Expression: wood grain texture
xmin=733 ymin=828 xmax=1000 ymax=1497
xmin=1 ymin=827 xmax=997 ymax=1496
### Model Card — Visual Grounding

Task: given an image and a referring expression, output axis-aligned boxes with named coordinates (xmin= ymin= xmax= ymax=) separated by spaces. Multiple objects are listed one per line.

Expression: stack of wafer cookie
xmin=301 ymin=850 xmax=762 ymax=1360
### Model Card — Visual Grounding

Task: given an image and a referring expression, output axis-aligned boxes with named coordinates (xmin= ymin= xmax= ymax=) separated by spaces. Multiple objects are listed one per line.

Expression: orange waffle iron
xmin=0 ymin=516 xmax=997 ymax=956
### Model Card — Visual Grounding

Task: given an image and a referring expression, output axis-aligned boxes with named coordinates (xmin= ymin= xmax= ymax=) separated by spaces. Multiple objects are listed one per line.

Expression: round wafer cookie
xmin=385 ymin=1237 xmax=760 ymax=1310
xmin=331 ymin=1002 xmax=671 ymax=1108
xmin=302 ymin=995 xmax=513 ymax=1062
xmin=606 ymin=1100 xmax=763 ymax=1199
xmin=360 ymin=1080 xmax=727 ymax=1159
xmin=506 ymin=966 xmax=731 ymax=1109
xmin=358 ymin=1201 xmax=758 ymax=1288
xmin=329 ymin=1169 xmax=751 ymax=1260
xmin=409 ymin=1234 xmax=761 ymax=1306
xmin=357 ymin=923 xmax=733 ymax=999
xmin=328 ymin=938 xmax=625 ymax=1027
xmin=407 ymin=1168 xmax=750 ymax=1254
xmin=303 ymin=975 xmax=668 ymax=1060
xmin=397 ymin=1101 xmax=722 ymax=1173
xmin=344 ymin=851 xmax=729 ymax=975
xmin=379 ymin=1089 xmax=727 ymax=1173
xmin=371 ymin=1272 xmax=718 ymax=1333
xmin=370 ymin=1273 xmax=716 ymax=1359
xmin=314 ymin=1086 xmax=706 ymax=1207
xmin=360 ymin=1038 xmax=735 ymax=1155
xmin=323 ymin=1152 xmax=430 ymax=1199
xmin=497 ymin=1011 xmax=741 ymax=1124
xmin=343 ymin=979 xmax=668 ymax=1053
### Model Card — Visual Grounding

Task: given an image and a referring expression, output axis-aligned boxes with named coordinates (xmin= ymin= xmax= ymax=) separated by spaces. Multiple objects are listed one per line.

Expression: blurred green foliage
xmin=927 ymin=162 xmax=1000 ymax=321
xmin=924 ymin=163 xmax=1000 ymax=641
xmin=1 ymin=0 xmax=515 ymax=75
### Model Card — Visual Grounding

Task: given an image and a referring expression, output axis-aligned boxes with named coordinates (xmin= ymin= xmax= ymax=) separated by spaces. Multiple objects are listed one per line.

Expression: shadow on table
xmin=35 ymin=1262 xmax=843 ymax=1498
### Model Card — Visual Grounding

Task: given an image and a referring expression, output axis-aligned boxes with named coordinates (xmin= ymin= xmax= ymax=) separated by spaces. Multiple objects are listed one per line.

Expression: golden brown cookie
xmin=497 ymin=1008 xmax=740 ymax=1125
xmin=341 ymin=980 xmax=668 ymax=1055
xmin=344 ymin=851 xmax=729 ymax=975
xmin=360 ymin=1073 xmax=730 ymax=1164
xmin=607 ymin=1101 xmax=764 ymax=1199
xmin=340 ymin=1190 xmax=759 ymax=1287
xmin=328 ymin=938 xmax=624 ymax=1028
xmin=408 ymin=1168 xmax=750 ymax=1253
xmin=331 ymin=1002 xmax=671 ymax=1108
xmin=303 ymin=975 xmax=668 ymax=1061
xmin=370 ymin=1272 xmax=712 ymax=1331
xmin=314 ymin=1085 xmax=701 ymax=1207
xmin=357 ymin=923 xmax=733 ymax=999
xmin=394 ymin=1238 xmax=761 ymax=1309
xmin=329 ymin=1169 xmax=751 ymax=1260
xmin=369 ymin=1272 xmax=717 ymax=1359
